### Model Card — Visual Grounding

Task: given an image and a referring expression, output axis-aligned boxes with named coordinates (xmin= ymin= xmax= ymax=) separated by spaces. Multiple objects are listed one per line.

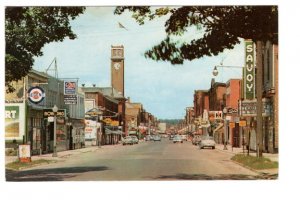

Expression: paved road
xmin=6 ymin=139 xmax=261 ymax=181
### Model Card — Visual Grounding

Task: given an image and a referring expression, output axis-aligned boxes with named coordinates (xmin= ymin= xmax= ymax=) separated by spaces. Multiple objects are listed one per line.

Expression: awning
xmin=128 ymin=131 xmax=137 ymax=135
xmin=213 ymin=123 xmax=224 ymax=133
xmin=105 ymin=128 xmax=122 ymax=135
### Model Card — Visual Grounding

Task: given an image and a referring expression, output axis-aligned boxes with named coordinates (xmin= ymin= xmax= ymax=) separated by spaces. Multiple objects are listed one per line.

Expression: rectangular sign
xmin=5 ymin=103 xmax=26 ymax=140
xmin=64 ymin=81 xmax=77 ymax=95
xmin=244 ymin=40 xmax=255 ymax=100
xmin=239 ymin=99 xmax=272 ymax=117
xmin=64 ymin=95 xmax=77 ymax=104
xmin=229 ymin=122 xmax=235 ymax=128
xmin=19 ymin=144 xmax=31 ymax=162
xmin=43 ymin=109 xmax=66 ymax=117
xmin=239 ymin=120 xmax=247 ymax=127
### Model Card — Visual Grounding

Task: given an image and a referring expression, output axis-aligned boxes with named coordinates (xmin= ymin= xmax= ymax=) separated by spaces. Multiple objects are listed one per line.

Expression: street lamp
xmin=223 ymin=107 xmax=228 ymax=150
xmin=52 ymin=105 xmax=58 ymax=157
xmin=212 ymin=65 xmax=244 ymax=77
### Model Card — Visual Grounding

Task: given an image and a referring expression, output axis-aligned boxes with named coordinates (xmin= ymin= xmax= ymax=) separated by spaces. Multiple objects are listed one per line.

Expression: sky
xmin=33 ymin=6 xmax=245 ymax=119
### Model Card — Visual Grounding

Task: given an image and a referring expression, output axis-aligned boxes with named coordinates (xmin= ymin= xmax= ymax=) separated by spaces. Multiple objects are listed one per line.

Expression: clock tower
xmin=111 ymin=45 xmax=125 ymax=96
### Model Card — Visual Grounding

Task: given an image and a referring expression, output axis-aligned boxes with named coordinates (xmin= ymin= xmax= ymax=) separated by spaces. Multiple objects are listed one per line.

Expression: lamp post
xmin=223 ymin=107 xmax=228 ymax=150
xmin=52 ymin=105 xmax=58 ymax=157
xmin=212 ymin=65 xmax=244 ymax=77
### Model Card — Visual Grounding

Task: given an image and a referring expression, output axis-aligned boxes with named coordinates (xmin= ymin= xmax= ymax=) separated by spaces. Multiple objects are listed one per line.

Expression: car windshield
xmin=202 ymin=136 xmax=213 ymax=140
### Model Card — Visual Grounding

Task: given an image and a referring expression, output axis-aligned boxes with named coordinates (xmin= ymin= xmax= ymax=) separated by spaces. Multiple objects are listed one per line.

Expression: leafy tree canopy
xmin=115 ymin=6 xmax=278 ymax=64
xmin=5 ymin=7 xmax=85 ymax=92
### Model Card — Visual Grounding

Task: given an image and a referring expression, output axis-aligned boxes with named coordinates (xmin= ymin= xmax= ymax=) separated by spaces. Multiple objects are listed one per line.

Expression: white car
xmin=173 ymin=135 xmax=183 ymax=143
xmin=181 ymin=134 xmax=187 ymax=141
xmin=199 ymin=136 xmax=216 ymax=149
xmin=130 ymin=136 xmax=139 ymax=144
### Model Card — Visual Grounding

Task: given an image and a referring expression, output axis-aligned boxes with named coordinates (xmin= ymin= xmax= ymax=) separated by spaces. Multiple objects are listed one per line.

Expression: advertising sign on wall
xmin=28 ymin=86 xmax=45 ymax=104
xmin=64 ymin=81 xmax=77 ymax=95
xmin=5 ymin=103 xmax=25 ymax=141
xmin=244 ymin=40 xmax=255 ymax=100
xmin=84 ymin=120 xmax=97 ymax=139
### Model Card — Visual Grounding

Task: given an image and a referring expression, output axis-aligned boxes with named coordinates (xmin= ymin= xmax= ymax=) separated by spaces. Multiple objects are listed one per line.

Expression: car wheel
xmin=212 ymin=146 xmax=215 ymax=149
xmin=181 ymin=141 xmax=183 ymax=143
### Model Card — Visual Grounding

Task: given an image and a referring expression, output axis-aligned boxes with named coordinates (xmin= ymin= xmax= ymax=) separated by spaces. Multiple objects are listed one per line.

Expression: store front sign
xmin=239 ymin=99 xmax=271 ymax=117
xmin=43 ymin=109 xmax=66 ymax=117
xmin=28 ymin=86 xmax=45 ymax=104
xmin=244 ymin=40 xmax=255 ymax=100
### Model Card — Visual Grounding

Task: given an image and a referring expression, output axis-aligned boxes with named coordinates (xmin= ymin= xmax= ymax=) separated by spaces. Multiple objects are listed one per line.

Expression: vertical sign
xmin=244 ymin=40 xmax=255 ymax=99
xmin=64 ymin=80 xmax=77 ymax=104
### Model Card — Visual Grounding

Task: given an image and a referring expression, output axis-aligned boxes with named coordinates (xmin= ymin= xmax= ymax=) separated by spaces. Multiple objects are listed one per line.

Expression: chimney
xmin=93 ymin=84 xmax=96 ymax=87
xmin=82 ymin=84 xmax=85 ymax=87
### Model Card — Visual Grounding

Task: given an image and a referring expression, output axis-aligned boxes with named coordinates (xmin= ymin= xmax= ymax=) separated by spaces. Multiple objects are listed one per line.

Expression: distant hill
xmin=159 ymin=119 xmax=182 ymax=126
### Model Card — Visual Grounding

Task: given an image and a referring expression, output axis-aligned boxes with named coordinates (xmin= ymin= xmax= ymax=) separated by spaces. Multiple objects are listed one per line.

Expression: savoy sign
xmin=244 ymin=40 xmax=255 ymax=100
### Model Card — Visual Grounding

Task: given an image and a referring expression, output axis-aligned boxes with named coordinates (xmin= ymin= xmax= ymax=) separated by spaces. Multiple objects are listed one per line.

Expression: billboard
xmin=244 ymin=40 xmax=255 ymax=100
xmin=64 ymin=81 xmax=77 ymax=95
xmin=5 ymin=103 xmax=26 ymax=140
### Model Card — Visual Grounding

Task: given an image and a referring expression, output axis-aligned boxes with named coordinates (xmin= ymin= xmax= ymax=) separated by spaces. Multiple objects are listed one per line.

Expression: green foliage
xmin=231 ymin=154 xmax=278 ymax=170
xmin=115 ymin=6 xmax=278 ymax=64
xmin=5 ymin=6 xmax=85 ymax=93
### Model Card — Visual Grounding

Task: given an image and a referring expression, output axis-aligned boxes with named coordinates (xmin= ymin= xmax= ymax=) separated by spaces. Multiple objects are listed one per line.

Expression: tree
xmin=114 ymin=6 xmax=278 ymax=64
xmin=5 ymin=7 xmax=85 ymax=93
xmin=116 ymin=6 xmax=278 ymax=158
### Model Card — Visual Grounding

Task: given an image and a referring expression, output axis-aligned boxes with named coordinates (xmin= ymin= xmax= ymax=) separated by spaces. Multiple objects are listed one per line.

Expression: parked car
xmin=153 ymin=135 xmax=161 ymax=141
xmin=173 ymin=135 xmax=183 ymax=143
xmin=199 ymin=136 xmax=216 ymax=149
xmin=145 ymin=135 xmax=151 ymax=141
xmin=122 ymin=136 xmax=134 ymax=145
xmin=150 ymin=135 xmax=154 ymax=141
xmin=192 ymin=136 xmax=201 ymax=145
xmin=181 ymin=134 xmax=187 ymax=141
xmin=169 ymin=135 xmax=174 ymax=140
xmin=130 ymin=136 xmax=139 ymax=144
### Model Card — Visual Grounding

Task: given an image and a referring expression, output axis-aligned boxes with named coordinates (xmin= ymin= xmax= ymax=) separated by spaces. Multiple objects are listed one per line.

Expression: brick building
xmin=193 ymin=90 xmax=209 ymax=118
xmin=209 ymin=79 xmax=226 ymax=111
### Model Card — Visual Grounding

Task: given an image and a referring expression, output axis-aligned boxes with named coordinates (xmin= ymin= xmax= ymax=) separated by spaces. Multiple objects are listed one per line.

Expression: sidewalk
xmin=215 ymin=143 xmax=279 ymax=177
xmin=5 ymin=144 xmax=122 ymax=165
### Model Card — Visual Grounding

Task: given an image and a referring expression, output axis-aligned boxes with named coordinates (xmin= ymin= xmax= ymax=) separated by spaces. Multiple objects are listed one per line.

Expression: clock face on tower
xmin=114 ymin=62 xmax=121 ymax=70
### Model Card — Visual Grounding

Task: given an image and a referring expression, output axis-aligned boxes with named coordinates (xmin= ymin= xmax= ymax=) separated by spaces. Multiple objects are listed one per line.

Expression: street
xmin=6 ymin=139 xmax=261 ymax=181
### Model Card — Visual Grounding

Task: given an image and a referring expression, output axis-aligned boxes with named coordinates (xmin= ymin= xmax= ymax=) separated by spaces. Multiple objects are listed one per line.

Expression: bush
xmin=5 ymin=148 xmax=17 ymax=156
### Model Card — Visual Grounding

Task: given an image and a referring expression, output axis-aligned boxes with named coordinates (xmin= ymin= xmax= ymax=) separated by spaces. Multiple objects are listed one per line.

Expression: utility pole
xmin=256 ymin=41 xmax=264 ymax=158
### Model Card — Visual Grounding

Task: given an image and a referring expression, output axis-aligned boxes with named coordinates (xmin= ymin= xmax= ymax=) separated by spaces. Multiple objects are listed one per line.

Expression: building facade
xmin=262 ymin=41 xmax=279 ymax=153
xmin=5 ymin=69 xmax=84 ymax=155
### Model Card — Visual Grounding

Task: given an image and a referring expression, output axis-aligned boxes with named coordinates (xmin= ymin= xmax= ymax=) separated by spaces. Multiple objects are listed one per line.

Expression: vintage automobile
xmin=199 ymin=136 xmax=216 ymax=149
xmin=130 ymin=136 xmax=139 ymax=144
xmin=173 ymin=135 xmax=183 ymax=143
xmin=153 ymin=135 xmax=161 ymax=141
xmin=192 ymin=136 xmax=201 ymax=145
xmin=122 ymin=136 xmax=134 ymax=145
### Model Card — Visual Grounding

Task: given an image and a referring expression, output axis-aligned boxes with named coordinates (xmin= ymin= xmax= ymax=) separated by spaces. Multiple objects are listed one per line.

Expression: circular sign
xmin=28 ymin=86 xmax=45 ymax=104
